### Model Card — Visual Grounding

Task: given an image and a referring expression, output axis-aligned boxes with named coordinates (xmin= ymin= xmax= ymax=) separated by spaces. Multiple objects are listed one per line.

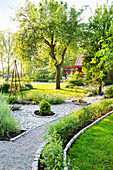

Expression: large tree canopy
xmin=0 ymin=30 xmax=13 ymax=78
xmin=14 ymin=0 xmax=84 ymax=89
xmin=81 ymin=2 xmax=113 ymax=93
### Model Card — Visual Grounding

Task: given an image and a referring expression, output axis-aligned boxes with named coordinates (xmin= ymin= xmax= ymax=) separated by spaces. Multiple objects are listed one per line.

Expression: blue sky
xmin=0 ymin=0 xmax=113 ymax=31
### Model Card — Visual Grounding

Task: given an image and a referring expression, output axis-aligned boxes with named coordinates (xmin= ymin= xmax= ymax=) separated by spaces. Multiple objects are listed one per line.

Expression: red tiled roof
xmin=75 ymin=54 xmax=84 ymax=66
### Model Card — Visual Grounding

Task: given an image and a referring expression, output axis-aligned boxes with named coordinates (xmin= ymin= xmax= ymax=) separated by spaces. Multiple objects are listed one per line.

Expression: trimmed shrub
xmin=0 ymin=93 xmax=21 ymax=137
xmin=39 ymin=100 xmax=51 ymax=115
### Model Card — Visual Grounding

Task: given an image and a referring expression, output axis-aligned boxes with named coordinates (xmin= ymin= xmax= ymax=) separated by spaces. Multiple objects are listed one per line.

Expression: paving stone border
xmin=31 ymin=141 xmax=46 ymax=170
xmin=63 ymin=110 xmax=113 ymax=170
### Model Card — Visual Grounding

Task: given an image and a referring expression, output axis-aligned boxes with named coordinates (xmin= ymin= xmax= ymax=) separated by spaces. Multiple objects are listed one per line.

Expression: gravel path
xmin=0 ymin=102 xmax=83 ymax=170
xmin=0 ymin=95 xmax=104 ymax=170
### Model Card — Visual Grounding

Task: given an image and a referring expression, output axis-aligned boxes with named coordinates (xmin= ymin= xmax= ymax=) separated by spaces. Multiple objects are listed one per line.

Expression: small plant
xmin=105 ymin=85 xmax=113 ymax=98
xmin=39 ymin=100 xmax=51 ymax=115
xmin=41 ymin=131 xmax=64 ymax=169
xmin=7 ymin=97 xmax=18 ymax=104
xmin=0 ymin=82 xmax=10 ymax=93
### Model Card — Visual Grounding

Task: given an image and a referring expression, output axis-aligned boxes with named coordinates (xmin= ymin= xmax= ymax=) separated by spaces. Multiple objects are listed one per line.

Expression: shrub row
xmin=41 ymin=99 xmax=113 ymax=169
xmin=0 ymin=82 xmax=33 ymax=94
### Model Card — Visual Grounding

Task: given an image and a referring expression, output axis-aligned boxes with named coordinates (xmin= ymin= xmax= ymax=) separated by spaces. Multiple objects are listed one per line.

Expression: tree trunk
xmin=98 ymin=77 xmax=102 ymax=95
xmin=56 ymin=65 xmax=61 ymax=89
xmin=7 ymin=55 xmax=10 ymax=81
xmin=21 ymin=62 xmax=22 ymax=77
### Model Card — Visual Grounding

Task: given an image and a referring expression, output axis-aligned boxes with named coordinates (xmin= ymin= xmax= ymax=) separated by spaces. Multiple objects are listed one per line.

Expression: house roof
xmin=75 ymin=54 xmax=84 ymax=66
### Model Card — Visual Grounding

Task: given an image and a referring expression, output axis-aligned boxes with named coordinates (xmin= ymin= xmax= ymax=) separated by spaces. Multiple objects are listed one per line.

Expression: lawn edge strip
xmin=63 ymin=110 xmax=113 ymax=170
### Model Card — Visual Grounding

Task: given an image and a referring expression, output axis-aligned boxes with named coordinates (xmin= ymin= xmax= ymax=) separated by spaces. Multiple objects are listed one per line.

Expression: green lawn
xmin=68 ymin=113 xmax=113 ymax=169
xmin=30 ymin=83 xmax=86 ymax=98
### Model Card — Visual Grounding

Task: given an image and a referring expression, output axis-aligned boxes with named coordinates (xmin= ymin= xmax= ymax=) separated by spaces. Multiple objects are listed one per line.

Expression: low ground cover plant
xmin=0 ymin=93 xmax=21 ymax=137
xmin=68 ymin=112 xmax=113 ymax=169
xmin=41 ymin=99 xmax=113 ymax=169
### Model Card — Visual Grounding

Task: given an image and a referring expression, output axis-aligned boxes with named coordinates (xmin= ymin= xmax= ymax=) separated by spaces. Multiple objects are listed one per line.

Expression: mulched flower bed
xmin=34 ymin=110 xmax=55 ymax=116
xmin=0 ymin=130 xmax=26 ymax=141
xmin=72 ymin=99 xmax=90 ymax=105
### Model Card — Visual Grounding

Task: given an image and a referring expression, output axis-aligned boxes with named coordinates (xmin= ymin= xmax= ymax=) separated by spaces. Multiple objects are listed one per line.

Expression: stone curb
xmin=31 ymin=142 xmax=46 ymax=170
xmin=63 ymin=110 xmax=113 ymax=170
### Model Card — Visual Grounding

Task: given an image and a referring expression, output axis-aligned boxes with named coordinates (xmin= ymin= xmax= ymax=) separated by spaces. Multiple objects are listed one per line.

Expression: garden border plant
xmin=0 ymin=93 xmax=22 ymax=140
xmin=38 ymin=99 xmax=113 ymax=169
xmin=64 ymin=111 xmax=113 ymax=170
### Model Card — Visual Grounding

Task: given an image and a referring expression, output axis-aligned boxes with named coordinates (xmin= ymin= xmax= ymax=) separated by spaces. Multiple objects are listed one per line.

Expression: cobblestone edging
xmin=32 ymin=142 xmax=46 ymax=170
xmin=63 ymin=110 xmax=113 ymax=170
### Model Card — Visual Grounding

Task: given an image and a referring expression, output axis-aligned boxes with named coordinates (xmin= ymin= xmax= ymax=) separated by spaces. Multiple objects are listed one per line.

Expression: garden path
xmin=0 ymin=95 xmax=104 ymax=170
xmin=0 ymin=103 xmax=82 ymax=170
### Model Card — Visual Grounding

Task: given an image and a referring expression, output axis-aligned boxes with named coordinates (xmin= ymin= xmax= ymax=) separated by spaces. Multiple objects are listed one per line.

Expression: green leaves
xmin=0 ymin=93 xmax=21 ymax=137
xmin=81 ymin=2 xmax=113 ymax=93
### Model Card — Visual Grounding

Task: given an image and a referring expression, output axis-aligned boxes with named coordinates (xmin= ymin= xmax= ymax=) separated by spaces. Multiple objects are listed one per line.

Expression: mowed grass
xmin=30 ymin=83 xmax=86 ymax=98
xmin=68 ymin=113 xmax=113 ymax=169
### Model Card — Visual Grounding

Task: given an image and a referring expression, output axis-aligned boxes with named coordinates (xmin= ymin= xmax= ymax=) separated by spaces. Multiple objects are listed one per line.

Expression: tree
xmin=81 ymin=2 xmax=113 ymax=94
xmin=94 ymin=22 xmax=113 ymax=80
xmin=14 ymin=0 xmax=84 ymax=89
xmin=0 ymin=30 xmax=14 ymax=80
xmin=0 ymin=31 xmax=5 ymax=77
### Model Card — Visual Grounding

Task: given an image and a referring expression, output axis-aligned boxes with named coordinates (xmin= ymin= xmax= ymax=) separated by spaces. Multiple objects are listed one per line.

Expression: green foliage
xmin=7 ymin=97 xmax=18 ymax=104
xmin=46 ymin=99 xmax=113 ymax=140
xmin=104 ymin=79 xmax=113 ymax=86
xmin=24 ymin=83 xmax=33 ymax=89
xmin=82 ymin=2 xmax=113 ymax=93
xmin=0 ymin=93 xmax=21 ymax=136
xmin=105 ymin=85 xmax=113 ymax=98
xmin=39 ymin=100 xmax=51 ymax=115
xmin=46 ymin=113 xmax=78 ymax=141
xmin=42 ymin=99 xmax=113 ymax=168
xmin=25 ymin=91 xmax=65 ymax=104
xmin=68 ymin=112 xmax=113 ymax=169
xmin=0 ymin=82 xmax=10 ymax=93
xmin=14 ymin=0 xmax=84 ymax=89
xmin=65 ymin=71 xmax=84 ymax=88
xmin=41 ymin=131 xmax=64 ymax=169
xmin=45 ymin=93 xmax=64 ymax=104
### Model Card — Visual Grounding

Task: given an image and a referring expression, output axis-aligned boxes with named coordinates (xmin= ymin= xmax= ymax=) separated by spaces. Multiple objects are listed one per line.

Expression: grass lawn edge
xmin=63 ymin=110 xmax=113 ymax=170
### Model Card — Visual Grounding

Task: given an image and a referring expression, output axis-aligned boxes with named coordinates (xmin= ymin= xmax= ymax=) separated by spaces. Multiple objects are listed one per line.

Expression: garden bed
xmin=34 ymin=110 xmax=55 ymax=116
xmin=0 ymin=130 xmax=26 ymax=141
xmin=37 ymin=99 xmax=113 ymax=169
xmin=72 ymin=99 xmax=90 ymax=105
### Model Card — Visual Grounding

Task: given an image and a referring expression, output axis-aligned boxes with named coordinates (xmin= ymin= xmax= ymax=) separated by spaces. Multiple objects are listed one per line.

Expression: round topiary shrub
xmin=39 ymin=100 xmax=51 ymax=115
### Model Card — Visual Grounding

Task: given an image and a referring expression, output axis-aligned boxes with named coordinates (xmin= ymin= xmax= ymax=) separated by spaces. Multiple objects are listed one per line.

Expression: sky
xmin=0 ymin=0 xmax=113 ymax=31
